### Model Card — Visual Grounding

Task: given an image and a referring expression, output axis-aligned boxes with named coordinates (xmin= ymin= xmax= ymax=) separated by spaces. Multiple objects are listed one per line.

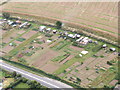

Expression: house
xmin=9 ymin=43 xmax=13 ymax=46
xmin=110 ymin=48 xmax=116 ymax=52
xmin=39 ymin=26 xmax=46 ymax=31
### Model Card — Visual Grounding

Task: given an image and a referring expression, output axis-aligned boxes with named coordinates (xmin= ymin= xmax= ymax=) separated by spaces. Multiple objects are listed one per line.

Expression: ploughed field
xmin=2 ymin=2 xmax=118 ymax=37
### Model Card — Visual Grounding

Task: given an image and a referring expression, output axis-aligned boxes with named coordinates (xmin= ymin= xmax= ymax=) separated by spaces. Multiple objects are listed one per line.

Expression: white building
xmin=39 ymin=26 xmax=46 ymax=31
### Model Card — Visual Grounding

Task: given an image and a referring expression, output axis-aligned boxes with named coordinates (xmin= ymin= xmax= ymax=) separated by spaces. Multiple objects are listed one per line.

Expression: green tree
xmin=22 ymin=77 xmax=28 ymax=83
xmin=2 ymin=12 xmax=10 ymax=19
xmin=16 ymin=74 xmax=22 ymax=77
xmin=77 ymin=78 xmax=81 ymax=82
xmin=56 ymin=21 xmax=62 ymax=29
xmin=12 ymin=71 xmax=17 ymax=77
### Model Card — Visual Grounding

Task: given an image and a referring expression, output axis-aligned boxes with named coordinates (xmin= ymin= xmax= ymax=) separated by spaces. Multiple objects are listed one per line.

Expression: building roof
xmin=81 ymin=51 xmax=88 ymax=55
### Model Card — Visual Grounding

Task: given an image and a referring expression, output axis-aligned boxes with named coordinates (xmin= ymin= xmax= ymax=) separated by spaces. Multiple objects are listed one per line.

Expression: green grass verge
xmin=14 ymin=83 xmax=30 ymax=88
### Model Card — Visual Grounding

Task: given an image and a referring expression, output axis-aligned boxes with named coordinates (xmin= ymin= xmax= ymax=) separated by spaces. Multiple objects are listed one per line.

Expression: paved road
xmin=0 ymin=61 xmax=73 ymax=89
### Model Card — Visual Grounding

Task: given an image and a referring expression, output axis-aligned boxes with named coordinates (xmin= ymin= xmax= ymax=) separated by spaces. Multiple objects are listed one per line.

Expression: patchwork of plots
xmin=1 ymin=18 xmax=119 ymax=88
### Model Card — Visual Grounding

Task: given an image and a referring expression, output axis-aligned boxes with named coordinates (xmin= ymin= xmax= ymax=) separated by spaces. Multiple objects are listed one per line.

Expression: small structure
xmin=16 ymin=20 xmax=21 ymax=24
xmin=46 ymin=40 xmax=52 ymax=43
xmin=102 ymin=44 xmax=107 ymax=48
xmin=76 ymin=34 xmax=81 ymax=38
xmin=8 ymin=21 xmax=14 ymax=25
xmin=94 ymin=41 xmax=98 ymax=44
xmin=79 ymin=37 xmax=89 ymax=45
xmin=53 ymin=30 xmax=57 ymax=34
xmin=9 ymin=43 xmax=13 ymax=46
xmin=64 ymin=32 xmax=68 ymax=36
xmin=81 ymin=51 xmax=88 ymax=55
xmin=68 ymin=34 xmax=74 ymax=38
xmin=46 ymin=28 xmax=51 ymax=32
xmin=19 ymin=22 xmax=28 ymax=28
xmin=39 ymin=26 xmax=46 ymax=32
xmin=79 ymin=54 xmax=82 ymax=57
xmin=110 ymin=48 xmax=116 ymax=52
xmin=12 ymin=24 xmax=17 ymax=27
xmin=88 ymin=39 xmax=92 ymax=43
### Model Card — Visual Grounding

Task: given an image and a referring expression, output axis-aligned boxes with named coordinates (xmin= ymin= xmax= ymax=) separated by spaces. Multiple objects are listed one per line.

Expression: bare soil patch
xmin=2 ymin=45 xmax=14 ymax=53
xmin=32 ymin=49 xmax=59 ymax=68
xmin=41 ymin=63 xmax=60 ymax=73
xmin=70 ymin=46 xmax=84 ymax=51
xmin=22 ymin=30 xmax=37 ymax=39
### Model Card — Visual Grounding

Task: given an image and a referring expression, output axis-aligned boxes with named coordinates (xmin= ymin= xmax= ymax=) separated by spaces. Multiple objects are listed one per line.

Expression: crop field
xmin=1 ymin=2 xmax=118 ymax=38
xmin=1 ymin=15 xmax=119 ymax=88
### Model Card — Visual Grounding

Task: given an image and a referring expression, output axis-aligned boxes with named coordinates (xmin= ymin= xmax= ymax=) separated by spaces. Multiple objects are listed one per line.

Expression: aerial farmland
xmin=2 ymin=2 xmax=119 ymax=39
xmin=0 ymin=1 xmax=119 ymax=89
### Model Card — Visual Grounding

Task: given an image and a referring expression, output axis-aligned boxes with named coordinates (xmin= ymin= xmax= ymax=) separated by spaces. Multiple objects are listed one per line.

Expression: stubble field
xmin=1 ymin=2 xmax=118 ymax=38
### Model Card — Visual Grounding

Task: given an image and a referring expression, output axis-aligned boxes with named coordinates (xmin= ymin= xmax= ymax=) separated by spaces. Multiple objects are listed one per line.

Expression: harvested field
xmin=2 ymin=2 xmax=118 ymax=37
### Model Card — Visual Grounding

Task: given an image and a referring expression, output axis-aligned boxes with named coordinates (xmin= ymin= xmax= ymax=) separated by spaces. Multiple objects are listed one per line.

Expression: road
xmin=0 ymin=61 xmax=73 ymax=89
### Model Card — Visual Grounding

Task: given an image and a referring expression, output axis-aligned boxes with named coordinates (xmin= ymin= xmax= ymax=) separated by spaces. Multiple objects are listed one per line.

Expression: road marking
xmin=0 ymin=63 xmax=60 ymax=88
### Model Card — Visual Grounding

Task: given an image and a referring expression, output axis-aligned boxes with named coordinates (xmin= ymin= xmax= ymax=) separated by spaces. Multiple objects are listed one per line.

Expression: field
xmin=1 ymin=2 xmax=118 ymax=38
xmin=1 ymin=15 xmax=119 ymax=88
